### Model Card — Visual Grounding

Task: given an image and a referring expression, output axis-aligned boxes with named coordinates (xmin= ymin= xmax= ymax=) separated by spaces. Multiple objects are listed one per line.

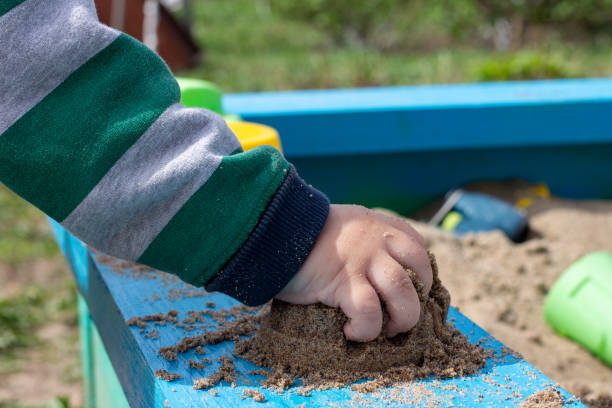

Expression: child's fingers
xmin=373 ymin=211 xmax=426 ymax=247
xmin=367 ymin=254 xmax=421 ymax=337
xmin=338 ymin=276 xmax=383 ymax=342
xmin=384 ymin=233 xmax=433 ymax=295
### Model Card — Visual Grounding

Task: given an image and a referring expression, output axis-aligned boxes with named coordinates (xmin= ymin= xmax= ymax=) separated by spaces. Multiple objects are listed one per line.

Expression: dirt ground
xmin=0 ymin=258 xmax=82 ymax=407
xmin=408 ymin=181 xmax=612 ymax=403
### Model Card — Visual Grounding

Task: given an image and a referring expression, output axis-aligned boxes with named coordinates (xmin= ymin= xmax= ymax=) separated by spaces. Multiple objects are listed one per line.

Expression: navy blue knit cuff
xmin=204 ymin=165 xmax=330 ymax=306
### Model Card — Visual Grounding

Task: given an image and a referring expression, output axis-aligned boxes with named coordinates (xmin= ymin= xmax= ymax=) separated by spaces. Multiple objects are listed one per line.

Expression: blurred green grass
xmin=181 ymin=0 xmax=612 ymax=92
xmin=0 ymin=283 xmax=77 ymax=359
xmin=0 ymin=184 xmax=58 ymax=266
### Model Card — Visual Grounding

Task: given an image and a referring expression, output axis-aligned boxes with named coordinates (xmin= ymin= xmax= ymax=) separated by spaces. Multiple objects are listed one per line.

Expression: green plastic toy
xmin=544 ymin=251 xmax=612 ymax=366
xmin=175 ymin=77 xmax=223 ymax=114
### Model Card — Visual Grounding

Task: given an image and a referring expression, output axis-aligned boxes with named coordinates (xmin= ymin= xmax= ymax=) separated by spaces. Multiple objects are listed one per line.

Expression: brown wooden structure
xmin=94 ymin=0 xmax=201 ymax=71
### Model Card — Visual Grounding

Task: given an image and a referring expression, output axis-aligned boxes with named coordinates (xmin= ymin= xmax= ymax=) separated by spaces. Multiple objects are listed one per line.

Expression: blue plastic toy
xmin=430 ymin=190 xmax=529 ymax=242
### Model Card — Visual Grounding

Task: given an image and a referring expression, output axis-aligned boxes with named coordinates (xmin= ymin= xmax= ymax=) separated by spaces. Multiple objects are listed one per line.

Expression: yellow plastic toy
xmin=516 ymin=183 xmax=551 ymax=209
xmin=227 ymin=121 xmax=283 ymax=153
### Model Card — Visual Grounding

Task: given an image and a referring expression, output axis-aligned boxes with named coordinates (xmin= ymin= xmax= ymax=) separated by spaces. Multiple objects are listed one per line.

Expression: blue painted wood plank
xmin=224 ymin=79 xmax=612 ymax=157
xmin=225 ymin=78 xmax=612 ymax=114
xmin=50 ymin=221 xmax=585 ymax=407
xmin=222 ymin=80 xmax=612 ymax=214
xmin=287 ymin=143 xmax=612 ymax=215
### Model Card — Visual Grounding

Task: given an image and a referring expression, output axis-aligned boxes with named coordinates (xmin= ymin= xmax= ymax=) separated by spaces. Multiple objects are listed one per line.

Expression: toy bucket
xmin=544 ymin=251 xmax=612 ymax=366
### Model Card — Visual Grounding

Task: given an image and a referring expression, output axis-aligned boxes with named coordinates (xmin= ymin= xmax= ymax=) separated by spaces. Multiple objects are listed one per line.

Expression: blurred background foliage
xmin=180 ymin=0 xmax=612 ymax=91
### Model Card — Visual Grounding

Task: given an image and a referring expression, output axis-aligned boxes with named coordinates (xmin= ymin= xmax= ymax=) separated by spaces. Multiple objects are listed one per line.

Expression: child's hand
xmin=276 ymin=204 xmax=433 ymax=342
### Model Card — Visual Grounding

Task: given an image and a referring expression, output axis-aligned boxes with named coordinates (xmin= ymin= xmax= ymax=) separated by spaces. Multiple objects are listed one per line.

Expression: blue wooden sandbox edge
xmin=48 ymin=218 xmax=586 ymax=407
xmin=223 ymin=79 xmax=612 ymax=214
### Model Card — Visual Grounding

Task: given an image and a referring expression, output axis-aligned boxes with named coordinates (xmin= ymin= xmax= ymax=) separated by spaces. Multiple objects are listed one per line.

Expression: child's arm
xmin=0 ymin=0 xmax=431 ymax=341
xmin=0 ymin=0 xmax=328 ymax=306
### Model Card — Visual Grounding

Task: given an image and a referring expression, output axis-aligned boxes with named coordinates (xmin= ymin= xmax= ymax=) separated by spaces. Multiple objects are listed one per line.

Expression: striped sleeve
xmin=0 ymin=0 xmax=330 ymax=305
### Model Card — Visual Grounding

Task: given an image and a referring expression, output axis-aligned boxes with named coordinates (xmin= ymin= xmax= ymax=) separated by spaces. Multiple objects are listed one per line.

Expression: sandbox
xmin=49 ymin=79 xmax=612 ymax=406
xmin=49 ymin=198 xmax=598 ymax=407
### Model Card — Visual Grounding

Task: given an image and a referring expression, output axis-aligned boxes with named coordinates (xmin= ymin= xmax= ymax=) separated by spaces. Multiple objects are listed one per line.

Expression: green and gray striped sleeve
xmin=0 ymin=0 xmax=329 ymax=305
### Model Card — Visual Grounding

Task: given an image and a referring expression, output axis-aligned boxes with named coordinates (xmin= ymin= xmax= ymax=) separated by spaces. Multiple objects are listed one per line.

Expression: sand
xmin=242 ymin=389 xmax=267 ymax=402
xmin=234 ymin=253 xmax=486 ymax=392
xmin=584 ymin=396 xmax=612 ymax=408
xmin=408 ymin=181 xmax=612 ymax=405
xmin=519 ymin=387 xmax=566 ymax=408
xmin=187 ymin=359 xmax=205 ymax=370
xmin=193 ymin=355 xmax=236 ymax=389
xmin=144 ymin=254 xmax=487 ymax=395
xmin=154 ymin=369 xmax=182 ymax=382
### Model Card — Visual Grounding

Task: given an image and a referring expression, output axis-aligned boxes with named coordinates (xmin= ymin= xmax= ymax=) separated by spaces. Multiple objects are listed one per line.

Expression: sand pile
xmin=519 ymin=387 xmax=567 ymax=408
xmin=234 ymin=254 xmax=486 ymax=391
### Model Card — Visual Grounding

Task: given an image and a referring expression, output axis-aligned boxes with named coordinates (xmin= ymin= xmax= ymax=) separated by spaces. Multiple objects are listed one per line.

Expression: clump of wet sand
xmin=234 ymin=254 xmax=486 ymax=392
